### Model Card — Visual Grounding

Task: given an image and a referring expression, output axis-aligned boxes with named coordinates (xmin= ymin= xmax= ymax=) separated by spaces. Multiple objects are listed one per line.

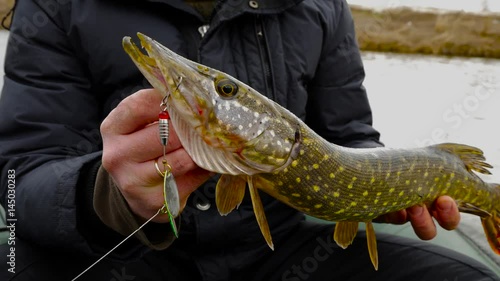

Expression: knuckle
xmin=101 ymin=147 xmax=121 ymax=173
xmin=100 ymin=116 xmax=113 ymax=134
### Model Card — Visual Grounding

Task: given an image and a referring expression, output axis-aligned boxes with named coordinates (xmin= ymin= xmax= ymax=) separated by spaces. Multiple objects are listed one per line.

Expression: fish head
xmin=123 ymin=33 xmax=301 ymax=176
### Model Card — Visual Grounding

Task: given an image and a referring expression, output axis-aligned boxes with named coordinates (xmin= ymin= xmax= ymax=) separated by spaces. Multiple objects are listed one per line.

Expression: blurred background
xmin=0 ymin=0 xmax=499 ymax=275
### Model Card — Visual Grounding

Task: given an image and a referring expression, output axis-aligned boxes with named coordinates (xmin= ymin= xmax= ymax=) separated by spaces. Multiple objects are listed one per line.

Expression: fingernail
xmin=437 ymin=199 xmax=453 ymax=213
xmin=408 ymin=205 xmax=424 ymax=216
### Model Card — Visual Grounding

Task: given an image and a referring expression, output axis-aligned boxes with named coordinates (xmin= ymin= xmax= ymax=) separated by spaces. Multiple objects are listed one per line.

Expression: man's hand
xmin=377 ymin=196 xmax=461 ymax=240
xmin=101 ymin=89 xmax=212 ymax=223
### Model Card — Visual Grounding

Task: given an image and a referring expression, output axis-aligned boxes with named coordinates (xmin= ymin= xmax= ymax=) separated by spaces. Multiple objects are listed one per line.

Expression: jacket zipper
xmin=254 ymin=16 xmax=275 ymax=100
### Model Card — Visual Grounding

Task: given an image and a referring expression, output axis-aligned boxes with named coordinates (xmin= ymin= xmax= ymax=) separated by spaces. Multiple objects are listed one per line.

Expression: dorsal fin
xmin=433 ymin=143 xmax=493 ymax=175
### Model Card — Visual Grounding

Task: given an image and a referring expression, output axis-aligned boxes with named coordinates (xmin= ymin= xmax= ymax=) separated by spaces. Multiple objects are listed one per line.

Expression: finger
xmin=174 ymin=168 xmax=214 ymax=209
xmin=376 ymin=210 xmax=408 ymax=224
xmin=407 ymin=204 xmax=436 ymax=240
xmin=101 ymin=89 xmax=164 ymax=135
xmin=125 ymin=122 xmax=183 ymax=162
xmin=127 ymin=162 xmax=212 ymax=223
xmin=432 ymin=196 xmax=460 ymax=230
xmin=129 ymin=148 xmax=202 ymax=189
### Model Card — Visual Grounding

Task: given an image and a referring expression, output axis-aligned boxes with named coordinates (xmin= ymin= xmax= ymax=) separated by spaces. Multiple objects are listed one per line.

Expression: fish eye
xmin=215 ymin=78 xmax=238 ymax=98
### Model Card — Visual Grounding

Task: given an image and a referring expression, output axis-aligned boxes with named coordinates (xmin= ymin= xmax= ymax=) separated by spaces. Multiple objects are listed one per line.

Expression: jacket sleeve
xmin=0 ymin=0 xmax=146 ymax=259
xmin=305 ymin=0 xmax=383 ymax=149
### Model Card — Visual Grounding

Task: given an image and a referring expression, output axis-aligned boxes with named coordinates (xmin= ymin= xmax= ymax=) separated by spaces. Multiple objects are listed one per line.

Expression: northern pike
xmin=122 ymin=33 xmax=500 ymax=270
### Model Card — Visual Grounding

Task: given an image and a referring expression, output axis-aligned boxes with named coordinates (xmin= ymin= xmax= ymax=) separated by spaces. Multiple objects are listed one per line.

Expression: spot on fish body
xmin=335 ymin=209 xmax=345 ymax=214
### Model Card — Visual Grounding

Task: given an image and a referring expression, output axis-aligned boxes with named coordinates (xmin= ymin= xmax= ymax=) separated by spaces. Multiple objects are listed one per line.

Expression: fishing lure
xmin=157 ymin=95 xmax=180 ymax=238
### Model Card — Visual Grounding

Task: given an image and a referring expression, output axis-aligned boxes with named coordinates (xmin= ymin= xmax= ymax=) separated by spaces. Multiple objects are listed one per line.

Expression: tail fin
xmin=481 ymin=183 xmax=500 ymax=255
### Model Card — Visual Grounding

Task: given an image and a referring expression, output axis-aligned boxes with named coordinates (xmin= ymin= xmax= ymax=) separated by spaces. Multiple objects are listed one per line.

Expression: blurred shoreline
xmin=351 ymin=6 xmax=500 ymax=59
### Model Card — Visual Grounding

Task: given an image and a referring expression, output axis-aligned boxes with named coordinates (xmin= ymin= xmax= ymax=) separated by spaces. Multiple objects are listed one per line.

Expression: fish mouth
xmin=122 ymin=33 xmax=212 ymax=122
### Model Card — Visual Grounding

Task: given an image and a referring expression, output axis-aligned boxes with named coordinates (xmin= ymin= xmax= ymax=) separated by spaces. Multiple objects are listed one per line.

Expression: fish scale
xmin=123 ymin=33 xmax=500 ymax=270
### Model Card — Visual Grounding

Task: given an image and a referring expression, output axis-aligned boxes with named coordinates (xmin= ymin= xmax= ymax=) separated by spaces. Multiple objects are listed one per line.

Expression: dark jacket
xmin=0 ymin=0 xmax=381 ymax=264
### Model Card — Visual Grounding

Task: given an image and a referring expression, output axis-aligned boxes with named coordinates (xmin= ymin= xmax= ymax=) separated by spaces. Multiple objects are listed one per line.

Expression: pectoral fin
xmin=215 ymin=174 xmax=246 ymax=216
xmin=248 ymin=176 xmax=274 ymax=250
xmin=365 ymin=221 xmax=379 ymax=271
xmin=333 ymin=221 xmax=359 ymax=249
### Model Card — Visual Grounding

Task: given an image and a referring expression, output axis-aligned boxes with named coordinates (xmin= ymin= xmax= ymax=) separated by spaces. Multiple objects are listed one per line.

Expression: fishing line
xmin=71 ymin=206 xmax=165 ymax=280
